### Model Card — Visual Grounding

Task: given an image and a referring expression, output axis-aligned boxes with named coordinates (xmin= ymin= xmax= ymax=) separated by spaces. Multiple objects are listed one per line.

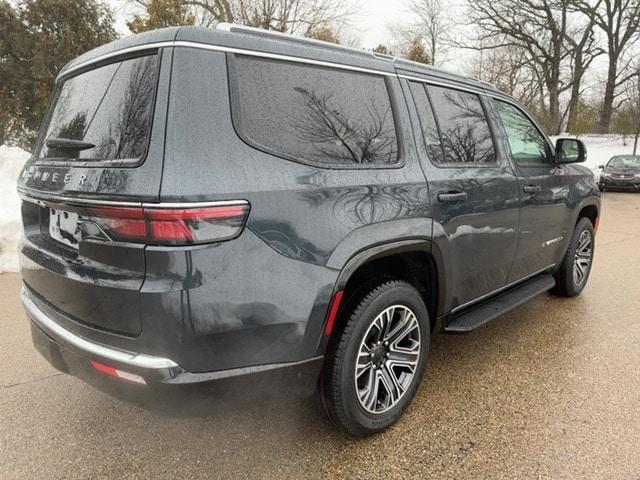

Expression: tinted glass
xmin=39 ymin=54 xmax=158 ymax=162
xmin=426 ymin=86 xmax=496 ymax=164
xmin=494 ymin=100 xmax=549 ymax=165
xmin=232 ymin=55 xmax=398 ymax=166
xmin=409 ymin=82 xmax=446 ymax=164
xmin=607 ymin=155 xmax=640 ymax=168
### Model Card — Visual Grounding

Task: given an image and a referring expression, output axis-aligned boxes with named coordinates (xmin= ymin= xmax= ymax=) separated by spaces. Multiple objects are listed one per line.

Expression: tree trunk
xmin=548 ymin=85 xmax=562 ymax=135
xmin=597 ymin=57 xmax=618 ymax=133
xmin=566 ymin=65 xmax=583 ymax=134
xmin=634 ymin=130 xmax=639 ymax=155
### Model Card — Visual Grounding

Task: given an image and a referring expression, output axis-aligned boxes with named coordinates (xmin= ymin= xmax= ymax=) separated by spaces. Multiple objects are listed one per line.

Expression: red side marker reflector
xmin=594 ymin=216 xmax=600 ymax=234
xmin=324 ymin=290 xmax=344 ymax=336
xmin=90 ymin=361 xmax=146 ymax=385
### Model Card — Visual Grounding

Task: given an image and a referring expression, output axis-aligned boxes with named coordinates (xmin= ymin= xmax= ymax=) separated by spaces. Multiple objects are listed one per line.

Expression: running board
xmin=443 ymin=274 xmax=556 ymax=333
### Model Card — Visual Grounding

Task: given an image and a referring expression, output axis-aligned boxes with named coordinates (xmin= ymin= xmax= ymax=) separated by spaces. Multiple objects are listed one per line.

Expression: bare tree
xmin=131 ymin=0 xmax=358 ymax=35
xmin=388 ymin=0 xmax=451 ymax=65
xmin=575 ymin=0 xmax=640 ymax=133
xmin=614 ymin=63 xmax=640 ymax=152
xmin=564 ymin=1 xmax=604 ymax=133
xmin=465 ymin=0 xmax=573 ymax=134
xmin=466 ymin=37 xmax=531 ymax=97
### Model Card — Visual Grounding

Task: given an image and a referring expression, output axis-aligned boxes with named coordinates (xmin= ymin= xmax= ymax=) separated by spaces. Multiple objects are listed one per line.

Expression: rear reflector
xmin=91 ymin=360 xmax=147 ymax=385
xmin=324 ymin=290 xmax=344 ymax=336
xmin=593 ymin=216 xmax=600 ymax=234
xmin=86 ymin=202 xmax=249 ymax=245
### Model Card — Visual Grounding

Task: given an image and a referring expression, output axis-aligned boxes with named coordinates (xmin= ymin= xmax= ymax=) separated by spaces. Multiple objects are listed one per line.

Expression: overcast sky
xmin=107 ymin=0 xmax=610 ymax=94
xmin=109 ymin=0 xmax=471 ymax=70
xmin=111 ymin=0 xmax=417 ymax=49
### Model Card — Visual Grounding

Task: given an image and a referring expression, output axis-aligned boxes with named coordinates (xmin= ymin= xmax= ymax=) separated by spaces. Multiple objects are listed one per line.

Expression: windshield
xmin=37 ymin=54 xmax=158 ymax=162
xmin=607 ymin=155 xmax=640 ymax=168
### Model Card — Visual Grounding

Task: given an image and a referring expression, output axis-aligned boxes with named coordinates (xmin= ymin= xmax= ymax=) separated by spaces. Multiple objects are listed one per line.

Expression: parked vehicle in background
xmin=598 ymin=155 xmax=640 ymax=191
xmin=18 ymin=25 xmax=600 ymax=436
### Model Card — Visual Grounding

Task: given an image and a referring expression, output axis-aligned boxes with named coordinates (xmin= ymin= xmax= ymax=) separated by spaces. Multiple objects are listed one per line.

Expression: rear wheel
xmin=322 ymin=279 xmax=430 ymax=436
xmin=553 ymin=217 xmax=595 ymax=297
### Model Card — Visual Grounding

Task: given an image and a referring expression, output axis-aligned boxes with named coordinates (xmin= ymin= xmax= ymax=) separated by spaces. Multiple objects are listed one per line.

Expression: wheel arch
xmin=317 ymin=239 xmax=445 ymax=356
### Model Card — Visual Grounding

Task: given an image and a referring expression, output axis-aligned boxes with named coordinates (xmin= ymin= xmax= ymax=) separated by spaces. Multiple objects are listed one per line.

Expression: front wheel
xmin=321 ymin=279 xmax=430 ymax=436
xmin=553 ymin=217 xmax=595 ymax=297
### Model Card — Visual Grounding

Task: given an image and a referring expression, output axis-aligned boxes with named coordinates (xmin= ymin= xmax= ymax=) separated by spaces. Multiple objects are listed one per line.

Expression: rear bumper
xmin=23 ymin=288 xmax=323 ymax=398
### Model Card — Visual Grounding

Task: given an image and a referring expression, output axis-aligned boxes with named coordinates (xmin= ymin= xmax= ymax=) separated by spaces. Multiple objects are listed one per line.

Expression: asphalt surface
xmin=1 ymin=192 xmax=640 ymax=479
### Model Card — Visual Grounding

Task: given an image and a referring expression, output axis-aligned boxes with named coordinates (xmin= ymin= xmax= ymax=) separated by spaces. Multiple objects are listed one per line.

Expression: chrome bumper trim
xmin=21 ymin=288 xmax=179 ymax=370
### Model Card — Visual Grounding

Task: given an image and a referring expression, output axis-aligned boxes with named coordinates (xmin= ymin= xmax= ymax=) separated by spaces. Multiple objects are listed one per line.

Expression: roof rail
xmin=216 ymin=23 xmax=379 ymax=61
xmin=393 ymin=57 xmax=497 ymax=90
xmin=216 ymin=23 xmax=498 ymax=90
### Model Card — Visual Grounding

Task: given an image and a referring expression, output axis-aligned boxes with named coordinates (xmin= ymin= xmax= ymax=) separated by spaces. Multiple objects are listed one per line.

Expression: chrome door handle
xmin=437 ymin=191 xmax=468 ymax=202
xmin=523 ymin=185 xmax=541 ymax=193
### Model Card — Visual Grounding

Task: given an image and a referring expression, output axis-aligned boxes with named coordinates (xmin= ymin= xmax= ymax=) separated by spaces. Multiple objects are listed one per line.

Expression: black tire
xmin=321 ymin=279 xmax=430 ymax=436
xmin=552 ymin=217 xmax=595 ymax=297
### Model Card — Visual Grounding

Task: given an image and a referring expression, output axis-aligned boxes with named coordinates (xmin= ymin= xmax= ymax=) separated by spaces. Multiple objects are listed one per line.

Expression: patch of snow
xmin=0 ymin=145 xmax=30 ymax=273
xmin=553 ymin=134 xmax=637 ymax=180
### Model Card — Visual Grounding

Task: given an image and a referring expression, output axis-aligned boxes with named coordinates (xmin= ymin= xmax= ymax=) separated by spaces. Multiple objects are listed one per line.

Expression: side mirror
xmin=555 ymin=138 xmax=587 ymax=164
xmin=598 ymin=165 xmax=604 ymax=169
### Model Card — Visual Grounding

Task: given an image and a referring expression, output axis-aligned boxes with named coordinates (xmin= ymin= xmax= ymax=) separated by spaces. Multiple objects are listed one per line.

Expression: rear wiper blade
xmin=45 ymin=137 xmax=95 ymax=151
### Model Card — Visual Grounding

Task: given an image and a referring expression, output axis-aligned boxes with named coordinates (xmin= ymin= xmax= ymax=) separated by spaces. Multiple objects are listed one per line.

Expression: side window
xmin=427 ymin=85 xmax=496 ymax=164
xmin=494 ymin=100 xmax=550 ymax=166
xmin=231 ymin=55 xmax=399 ymax=167
xmin=408 ymin=82 xmax=446 ymax=164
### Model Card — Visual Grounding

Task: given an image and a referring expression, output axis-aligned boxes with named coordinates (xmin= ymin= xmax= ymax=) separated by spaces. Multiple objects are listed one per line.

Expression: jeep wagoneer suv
xmin=18 ymin=24 xmax=600 ymax=436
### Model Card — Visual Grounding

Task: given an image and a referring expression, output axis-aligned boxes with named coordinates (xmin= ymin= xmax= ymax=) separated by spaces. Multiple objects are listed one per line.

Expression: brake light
xmin=87 ymin=202 xmax=249 ymax=245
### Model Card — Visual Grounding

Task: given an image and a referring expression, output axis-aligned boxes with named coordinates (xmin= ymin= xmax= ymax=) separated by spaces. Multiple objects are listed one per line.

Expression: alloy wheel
xmin=354 ymin=305 xmax=421 ymax=414
xmin=573 ymin=229 xmax=593 ymax=287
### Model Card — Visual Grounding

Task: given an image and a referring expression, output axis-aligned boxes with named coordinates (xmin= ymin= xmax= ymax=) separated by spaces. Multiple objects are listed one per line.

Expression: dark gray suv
xmin=18 ymin=24 xmax=600 ymax=436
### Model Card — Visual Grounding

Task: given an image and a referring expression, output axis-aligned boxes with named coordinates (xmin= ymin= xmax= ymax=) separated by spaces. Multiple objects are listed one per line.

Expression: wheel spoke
xmin=382 ymin=306 xmax=395 ymax=339
xmin=361 ymin=369 xmax=381 ymax=411
xmin=379 ymin=364 xmax=402 ymax=405
xmin=356 ymin=361 xmax=372 ymax=379
xmin=387 ymin=346 xmax=420 ymax=369
xmin=371 ymin=314 xmax=386 ymax=343
xmin=385 ymin=311 xmax=418 ymax=345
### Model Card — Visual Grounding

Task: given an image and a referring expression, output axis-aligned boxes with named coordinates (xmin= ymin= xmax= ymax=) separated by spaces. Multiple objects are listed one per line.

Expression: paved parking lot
xmin=1 ymin=192 xmax=639 ymax=479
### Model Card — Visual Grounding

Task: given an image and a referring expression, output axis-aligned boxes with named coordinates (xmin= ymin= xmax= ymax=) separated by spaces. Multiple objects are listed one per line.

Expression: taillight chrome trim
xmin=22 ymin=288 xmax=179 ymax=369
xmin=142 ymin=200 xmax=248 ymax=209
xmin=17 ymin=187 xmax=248 ymax=210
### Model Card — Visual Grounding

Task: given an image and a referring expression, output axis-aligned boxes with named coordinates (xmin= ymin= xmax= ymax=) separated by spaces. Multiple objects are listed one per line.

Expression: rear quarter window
xmin=37 ymin=53 xmax=159 ymax=163
xmin=425 ymin=85 xmax=496 ymax=165
xmin=229 ymin=55 xmax=399 ymax=168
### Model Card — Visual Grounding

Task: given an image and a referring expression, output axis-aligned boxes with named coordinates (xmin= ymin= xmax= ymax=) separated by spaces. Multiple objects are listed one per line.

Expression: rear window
xmin=426 ymin=85 xmax=496 ymax=164
xmin=230 ymin=55 xmax=399 ymax=167
xmin=37 ymin=54 xmax=159 ymax=162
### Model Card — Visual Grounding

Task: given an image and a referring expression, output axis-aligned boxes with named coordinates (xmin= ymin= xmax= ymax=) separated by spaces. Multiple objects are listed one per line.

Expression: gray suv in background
xmin=18 ymin=25 xmax=600 ymax=436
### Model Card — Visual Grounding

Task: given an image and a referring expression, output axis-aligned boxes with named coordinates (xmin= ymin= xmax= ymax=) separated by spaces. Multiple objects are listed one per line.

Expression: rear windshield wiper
xmin=45 ymin=137 xmax=95 ymax=151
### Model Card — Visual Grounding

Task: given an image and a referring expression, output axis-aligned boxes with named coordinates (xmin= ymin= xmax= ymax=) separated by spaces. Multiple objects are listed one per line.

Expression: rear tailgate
xmin=18 ymin=48 xmax=171 ymax=336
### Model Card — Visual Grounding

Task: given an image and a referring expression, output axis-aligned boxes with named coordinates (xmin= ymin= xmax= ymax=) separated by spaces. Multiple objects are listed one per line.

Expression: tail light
xmin=86 ymin=202 xmax=249 ymax=245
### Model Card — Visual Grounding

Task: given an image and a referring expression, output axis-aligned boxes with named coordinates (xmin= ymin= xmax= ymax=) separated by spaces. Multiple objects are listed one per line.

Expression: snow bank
xmin=0 ymin=145 xmax=30 ymax=273
xmin=553 ymin=134 xmax=636 ymax=179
